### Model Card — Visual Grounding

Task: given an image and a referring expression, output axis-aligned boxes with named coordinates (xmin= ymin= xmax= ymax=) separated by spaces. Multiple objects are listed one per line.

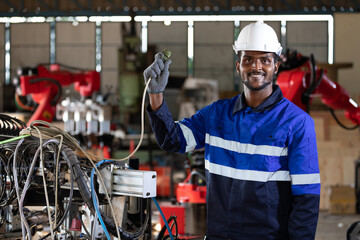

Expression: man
xmin=144 ymin=21 xmax=320 ymax=240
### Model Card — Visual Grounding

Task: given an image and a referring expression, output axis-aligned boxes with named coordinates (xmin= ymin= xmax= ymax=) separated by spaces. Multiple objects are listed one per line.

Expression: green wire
xmin=0 ymin=134 xmax=30 ymax=145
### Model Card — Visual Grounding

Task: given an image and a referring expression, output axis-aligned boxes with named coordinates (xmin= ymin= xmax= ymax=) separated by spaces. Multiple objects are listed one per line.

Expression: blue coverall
xmin=147 ymin=85 xmax=321 ymax=240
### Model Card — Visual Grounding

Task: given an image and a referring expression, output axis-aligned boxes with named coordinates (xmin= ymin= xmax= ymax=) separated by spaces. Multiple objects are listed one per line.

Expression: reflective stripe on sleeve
xmin=291 ymin=173 xmax=321 ymax=185
xmin=205 ymin=133 xmax=288 ymax=156
xmin=205 ymin=159 xmax=291 ymax=182
xmin=177 ymin=122 xmax=197 ymax=152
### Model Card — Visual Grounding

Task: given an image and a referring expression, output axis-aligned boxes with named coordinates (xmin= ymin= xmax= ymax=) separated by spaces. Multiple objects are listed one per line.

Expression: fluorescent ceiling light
xmin=88 ymin=16 xmax=131 ymax=22
xmin=75 ymin=16 xmax=88 ymax=22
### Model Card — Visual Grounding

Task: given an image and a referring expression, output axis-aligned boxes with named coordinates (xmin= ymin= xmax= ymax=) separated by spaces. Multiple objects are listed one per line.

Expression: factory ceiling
xmin=0 ymin=0 xmax=359 ymax=17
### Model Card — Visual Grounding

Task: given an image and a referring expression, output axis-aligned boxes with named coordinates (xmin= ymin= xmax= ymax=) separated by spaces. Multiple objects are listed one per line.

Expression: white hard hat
xmin=233 ymin=21 xmax=282 ymax=56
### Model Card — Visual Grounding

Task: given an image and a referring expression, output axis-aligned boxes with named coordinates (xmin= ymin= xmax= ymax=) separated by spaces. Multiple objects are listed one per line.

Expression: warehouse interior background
xmin=0 ymin=1 xmax=360 ymax=240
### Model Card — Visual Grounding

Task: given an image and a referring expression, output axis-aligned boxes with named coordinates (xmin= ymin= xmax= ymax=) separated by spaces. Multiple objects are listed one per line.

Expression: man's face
xmin=236 ymin=51 xmax=280 ymax=91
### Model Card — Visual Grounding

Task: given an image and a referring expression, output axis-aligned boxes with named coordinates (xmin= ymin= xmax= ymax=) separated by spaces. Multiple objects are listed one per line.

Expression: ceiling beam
xmin=0 ymin=0 xmax=359 ymax=17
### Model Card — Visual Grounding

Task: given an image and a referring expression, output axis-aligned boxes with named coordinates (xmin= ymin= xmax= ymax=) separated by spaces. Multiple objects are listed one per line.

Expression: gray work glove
xmin=143 ymin=52 xmax=172 ymax=94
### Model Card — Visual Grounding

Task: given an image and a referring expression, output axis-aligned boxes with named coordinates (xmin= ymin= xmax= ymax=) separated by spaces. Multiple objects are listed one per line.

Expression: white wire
xmin=53 ymin=134 xmax=64 ymax=230
xmin=32 ymin=125 xmax=55 ymax=239
xmin=19 ymin=139 xmax=60 ymax=240
xmin=12 ymin=137 xmax=27 ymax=239
xmin=18 ymin=76 xmax=154 ymax=239
xmin=27 ymin=122 xmax=122 ymax=239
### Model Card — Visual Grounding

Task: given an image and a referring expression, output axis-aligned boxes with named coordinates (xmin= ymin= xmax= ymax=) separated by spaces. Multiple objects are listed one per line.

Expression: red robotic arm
xmin=15 ymin=64 xmax=100 ymax=125
xmin=277 ymin=53 xmax=360 ymax=126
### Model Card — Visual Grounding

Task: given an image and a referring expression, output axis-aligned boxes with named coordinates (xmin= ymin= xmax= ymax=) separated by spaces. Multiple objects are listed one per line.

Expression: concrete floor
xmin=152 ymin=206 xmax=360 ymax=239
xmin=152 ymin=204 xmax=360 ymax=240
xmin=316 ymin=211 xmax=360 ymax=240
xmin=4 ymin=209 xmax=359 ymax=239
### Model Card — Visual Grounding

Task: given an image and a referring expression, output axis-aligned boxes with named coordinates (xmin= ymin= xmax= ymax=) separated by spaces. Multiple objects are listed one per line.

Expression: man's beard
xmin=241 ymin=72 xmax=274 ymax=91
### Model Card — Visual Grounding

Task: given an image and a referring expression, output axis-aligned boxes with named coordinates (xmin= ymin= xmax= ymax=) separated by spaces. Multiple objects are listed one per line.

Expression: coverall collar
xmin=233 ymin=84 xmax=283 ymax=114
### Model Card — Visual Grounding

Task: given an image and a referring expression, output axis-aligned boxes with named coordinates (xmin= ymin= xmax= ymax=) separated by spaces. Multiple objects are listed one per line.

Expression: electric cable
xmin=29 ymin=78 xmax=62 ymax=106
xmin=0 ymin=152 xmax=8 ymax=203
xmin=156 ymin=215 xmax=179 ymax=240
xmin=302 ymin=55 xmax=324 ymax=113
xmin=39 ymin=147 xmax=74 ymax=240
xmin=25 ymin=72 xmax=152 ymax=163
xmin=189 ymin=170 xmax=207 ymax=184
xmin=91 ymin=210 xmax=98 ymax=240
xmin=32 ymin=125 xmax=55 ymax=239
xmin=23 ymin=122 xmax=121 ymax=240
xmin=39 ymin=148 xmax=74 ymax=240
xmin=21 ymin=75 xmax=154 ymax=239
xmin=0 ymin=113 xmax=27 ymax=136
xmin=12 ymin=137 xmax=28 ymax=239
xmin=65 ymin=144 xmax=151 ymax=239
xmin=0 ymin=135 xmax=31 ymax=145
xmin=152 ymin=197 xmax=175 ymax=240
xmin=329 ymin=108 xmax=359 ymax=130
xmin=24 ymin=141 xmax=71 ymax=238
xmin=90 ymin=160 xmax=152 ymax=239
xmin=19 ymin=139 xmax=61 ymax=240
xmin=52 ymin=134 xmax=64 ymax=229
xmin=0 ymin=151 xmax=16 ymax=207
xmin=15 ymin=92 xmax=35 ymax=111
xmin=38 ymin=62 xmax=92 ymax=72
xmin=90 ymin=160 xmax=113 ymax=240
xmin=13 ymin=67 xmax=159 ymax=239
xmin=79 ymin=211 xmax=92 ymax=238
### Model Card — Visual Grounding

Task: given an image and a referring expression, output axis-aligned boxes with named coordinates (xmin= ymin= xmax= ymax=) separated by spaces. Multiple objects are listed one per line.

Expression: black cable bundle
xmin=0 ymin=114 xmax=27 ymax=136
xmin=0 ymin=150 xmax=16 ymax=208
xmin=329 ymin=108 xmax=359 ymax=130
xmin=156 ymin=215 xmax=180 ymax=240
xmin=63 ymin=147 xmax=151 ymax=240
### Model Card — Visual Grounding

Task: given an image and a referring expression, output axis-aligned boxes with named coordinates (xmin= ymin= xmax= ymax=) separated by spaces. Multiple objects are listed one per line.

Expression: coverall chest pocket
xmin=254 ymin=128 xmax=287 ymax=147
xmin=208 ymin=120 xmax=234 ymax=139
xmin=253 ymin=128 xmax=288 ymax=171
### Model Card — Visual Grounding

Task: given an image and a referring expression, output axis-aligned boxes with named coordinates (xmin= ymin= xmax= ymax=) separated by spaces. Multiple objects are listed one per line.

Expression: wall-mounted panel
xmin=148 ymin=22 xmax=188 ymax=78
xmin=56 ymin=22 xmax=95 ymax=69
xmin=0 ymin=24 xmax=4 ymax=76
xmin=101 ymin=22 xmax=142 ymax=90
xmin=194 ymin=21 xmax=234 ymax=91
xmin=10 ymin=23 xmax=50 ymax=73
xmin=0 ymin=24 xmax=4 ymax=111
xmin=287 ymin=21 xmax=328 ymax=62
xmin=335 ymin=13 xmax=360 ymax=98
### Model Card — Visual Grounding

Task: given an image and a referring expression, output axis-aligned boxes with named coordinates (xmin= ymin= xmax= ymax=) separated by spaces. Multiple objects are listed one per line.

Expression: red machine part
xmin=17 ymin=64 xmax=100 ymax=125
xmin=176 ymin=171 xmax=206 ymax=204
xmin=159 ymin=203 xmax=185 ymax=235
xmin=277 ymin=59 xmax=360 ymax=125
xmin=314 ymin=74 xmax=360 ymax=125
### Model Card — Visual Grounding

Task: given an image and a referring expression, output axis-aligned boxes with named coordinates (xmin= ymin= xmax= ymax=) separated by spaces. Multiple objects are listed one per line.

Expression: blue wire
xmin=126 ymin=167 xmax=174 ymax=239
xmin=152 ymin=197 xmax=175 ymax=240
xmin=91 ymin=160 xmax=113 ymax=240
xmin=92 ymin=162 xmax=173 ymax=239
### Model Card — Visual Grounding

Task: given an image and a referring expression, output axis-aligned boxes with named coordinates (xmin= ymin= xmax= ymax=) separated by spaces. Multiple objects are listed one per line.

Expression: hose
xmin=62 ymin=147 xmax=151 ymax=240
xmin=329 ymin=108 xmax=359 ymax=130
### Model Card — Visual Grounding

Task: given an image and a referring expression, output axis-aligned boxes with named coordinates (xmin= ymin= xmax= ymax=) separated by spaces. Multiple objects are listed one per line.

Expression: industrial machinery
xmin=0 ymin=115 xmax=160 ymax=239
xmin=13 ymin=64 xmax=100 ymax=125
xmin=177 ymin=78 xmax=219 ymax=120
xmin=157 ymin=79 xmax=218 ymax=237
xmin=118 ymin=13 xmax=147 ymax=126
xmin=277 ymin=50 xmax=360 ymax=126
